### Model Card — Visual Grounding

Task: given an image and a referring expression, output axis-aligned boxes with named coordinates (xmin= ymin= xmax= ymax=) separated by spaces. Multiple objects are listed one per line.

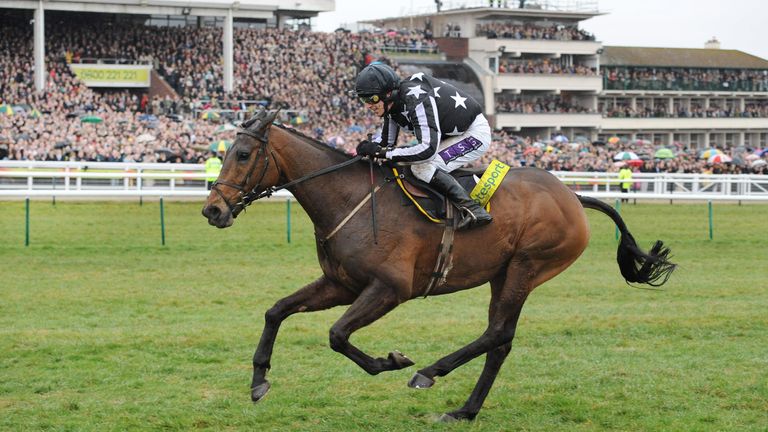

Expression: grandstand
xmin=1 ymin=0 xmax=767 ymax=176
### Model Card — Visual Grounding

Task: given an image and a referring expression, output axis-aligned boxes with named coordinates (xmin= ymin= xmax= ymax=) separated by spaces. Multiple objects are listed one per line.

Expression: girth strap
xmin=423 ymin=203 xmax=457 ymax=297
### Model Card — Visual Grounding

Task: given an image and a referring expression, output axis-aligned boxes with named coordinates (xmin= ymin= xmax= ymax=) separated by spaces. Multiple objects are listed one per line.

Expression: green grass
xmin=1 ymin=200 xmax=766 ymax=431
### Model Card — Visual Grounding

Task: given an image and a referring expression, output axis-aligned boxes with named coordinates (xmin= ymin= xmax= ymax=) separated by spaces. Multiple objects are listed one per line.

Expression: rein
xmin=212 ymin=126 xmax=362 ymax=216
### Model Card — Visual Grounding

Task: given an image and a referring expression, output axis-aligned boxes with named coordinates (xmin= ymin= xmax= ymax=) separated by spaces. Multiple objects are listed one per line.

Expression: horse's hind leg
xmin=251 ymin=276 xmax=357 ymax=402
xmin=409 ymin=260 xmax=532 ymax=420
xmin=440 ymin=342 xmax=511 ymax=422
xmin=328 ymin=280 xmax=415 ymax=375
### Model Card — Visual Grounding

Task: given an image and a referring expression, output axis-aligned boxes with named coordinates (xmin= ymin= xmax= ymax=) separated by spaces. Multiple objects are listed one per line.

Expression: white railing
xmin=1 ymin=161 xmax=767 ymax=201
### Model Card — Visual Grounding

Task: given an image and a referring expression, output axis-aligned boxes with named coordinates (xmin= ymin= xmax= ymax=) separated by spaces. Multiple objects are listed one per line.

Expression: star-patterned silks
xmin=446 ymin=126 xmax=463 ymax=136
xmin=433 ymin=86 xmax=441 ymax=97
xmin=410 ymin=72 xmax=425 ymax=81
xmin=406 ymin=85 xmax=427 ymax=98
xmin=450 ymin=91 xmax=467 ymax=109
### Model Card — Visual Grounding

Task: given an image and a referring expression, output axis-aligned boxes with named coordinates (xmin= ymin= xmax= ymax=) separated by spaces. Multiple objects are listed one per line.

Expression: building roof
xmin=2 ymin=0 xmax=334 ymax=19
xmin=601 ymin=46 xmax=768 ymax=69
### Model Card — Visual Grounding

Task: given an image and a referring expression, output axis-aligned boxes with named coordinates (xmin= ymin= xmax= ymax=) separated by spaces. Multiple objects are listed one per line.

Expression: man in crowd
xmin=205 ymin=150 xmax=223 ymax=190
xmin=618 ymin=164 xmax=633 ymax=203
xmin=353 ymin=62 xmax=493 ymax=230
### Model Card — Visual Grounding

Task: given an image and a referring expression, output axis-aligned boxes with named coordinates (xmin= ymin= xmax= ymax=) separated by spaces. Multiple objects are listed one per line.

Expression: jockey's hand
xmin=356 ymin=140 xmax=386 ymax=159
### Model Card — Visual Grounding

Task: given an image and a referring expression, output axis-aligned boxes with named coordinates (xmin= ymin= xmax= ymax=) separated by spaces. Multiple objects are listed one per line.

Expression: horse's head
xmin=202 ymin=109 xmax=281 ymax=228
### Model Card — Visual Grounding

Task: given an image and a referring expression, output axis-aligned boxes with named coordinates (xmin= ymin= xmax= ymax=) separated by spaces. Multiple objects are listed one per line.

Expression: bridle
xmin=210 ymin=126 xmax=276 ymax=217
xmin=211 ymin=124 xmax=363 ymax=217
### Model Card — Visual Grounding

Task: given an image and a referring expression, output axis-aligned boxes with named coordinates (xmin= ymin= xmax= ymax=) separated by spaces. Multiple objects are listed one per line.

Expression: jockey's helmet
xmin=355 ymin=63 xmax=400 ymax=102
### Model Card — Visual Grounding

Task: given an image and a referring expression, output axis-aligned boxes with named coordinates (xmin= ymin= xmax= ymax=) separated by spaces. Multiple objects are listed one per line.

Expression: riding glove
xmin=356 ymin=140 xmax=387 ymax=159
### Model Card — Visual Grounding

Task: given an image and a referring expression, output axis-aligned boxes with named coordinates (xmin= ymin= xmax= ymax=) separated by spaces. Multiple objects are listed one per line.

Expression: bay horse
xmin=202 ymin=110 xmax=675 ymax=421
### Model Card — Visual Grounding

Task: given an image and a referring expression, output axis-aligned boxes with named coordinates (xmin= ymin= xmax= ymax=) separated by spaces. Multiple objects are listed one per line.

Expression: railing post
xmin=25 ymin=197 xmax=30 ymax=246
xmin=160 ymin=197 xmax=166 ymax=246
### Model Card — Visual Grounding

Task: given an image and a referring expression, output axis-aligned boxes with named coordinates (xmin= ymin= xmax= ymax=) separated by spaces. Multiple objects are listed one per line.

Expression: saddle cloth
xmin=392 ymin=166 xmax=486 ymax=223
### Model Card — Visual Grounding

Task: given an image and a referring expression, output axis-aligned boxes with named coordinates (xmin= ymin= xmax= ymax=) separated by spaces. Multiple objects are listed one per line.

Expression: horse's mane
xmin=272 ymin=123 xmax=354 ymax=159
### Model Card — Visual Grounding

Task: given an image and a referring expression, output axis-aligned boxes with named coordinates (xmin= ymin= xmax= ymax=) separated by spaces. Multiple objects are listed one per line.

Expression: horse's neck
xmin=273 ymin=128 xmax=363 ymax=230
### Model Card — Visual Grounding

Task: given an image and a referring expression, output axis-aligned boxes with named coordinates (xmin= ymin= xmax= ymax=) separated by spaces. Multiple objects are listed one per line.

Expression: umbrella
xmin=209 ymin=139 xmax=232 ymax=152
xmin=80 ymin=115 xmax=103 ymax=124
xmin=135 ymin=133 xmax=156 ymax=144
xmin=290 ymin=115 xmax=306 ymax=126
xmin=0 ymin=104 xmax=13 ymax=116
xmin=626 ymin=159 xmax=644 ymax=167
xmin=214 ymin=123 xmax=237 ymax=134
xmin=759 ymin=148 xmax=768 ymax=157
xmin=592 ymin=140 xmax=606 ymax=146
xmin=523 ymin=147 xmax=539 ymax=156
xmin=654 ymin=148 xmax=676 ymax=159
xmin=27 ymin=108 xmax=42 ymax=119
xmin=347 ymin=124 xmax=364 ymax=133
xmin=573 ymin=136 xmax=590 ymax=144
xmin=699 ymin=148 xmax=723 ymax=159
xmin=750 ymin=159 xmax=767 ymax=168
xmin=553 ymin=135 xmax=569 ymax=143
xmin=745 ymin=153 xmax=760 ymax=161
xmin=138 ymin=114 xmax=158 ymax=122
xmin=327 ymin=136 xmax=345 ymax=147
xmin=200 ymin=110 xmax=221 ymax=121
xmin=708 ymin=154 xmax=732 ymax=164
xmin=607 ymin=136 xmax=621 ymax=145
xmin=613 ymin=151 xmax=640 ymax=161
xmin=155 ymin=147 xmax=176 ymax=157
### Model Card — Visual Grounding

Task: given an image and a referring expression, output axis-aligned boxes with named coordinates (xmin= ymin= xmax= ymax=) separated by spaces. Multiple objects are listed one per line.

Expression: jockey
xmin=354 ymin=62 xmax=493 ymax=230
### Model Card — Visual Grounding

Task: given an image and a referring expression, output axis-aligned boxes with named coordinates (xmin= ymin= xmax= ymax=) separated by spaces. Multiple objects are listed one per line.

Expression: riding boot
xmin=429 ymin=170 xmax=493 ymax=230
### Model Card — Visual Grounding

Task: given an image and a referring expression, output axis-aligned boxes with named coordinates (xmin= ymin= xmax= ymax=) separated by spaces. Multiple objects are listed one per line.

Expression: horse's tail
xmin=577 ymin=195 xmax=676 ymax=287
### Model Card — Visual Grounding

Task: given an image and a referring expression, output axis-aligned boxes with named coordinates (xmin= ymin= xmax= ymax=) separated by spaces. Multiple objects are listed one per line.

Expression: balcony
xmin=470 ymin=38 xmax=601 ymax=56
xmin=495 ymin=74 xmax=602 ymax=93
xmin=495 ymin=113 xmax=602 ymax=129
xmin=601 ymin=117 xmax=768 ymax=131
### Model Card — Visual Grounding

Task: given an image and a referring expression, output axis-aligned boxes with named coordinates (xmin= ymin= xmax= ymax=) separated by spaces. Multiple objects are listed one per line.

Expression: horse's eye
xmin=237 ymin=151 xmax=250 ymax=161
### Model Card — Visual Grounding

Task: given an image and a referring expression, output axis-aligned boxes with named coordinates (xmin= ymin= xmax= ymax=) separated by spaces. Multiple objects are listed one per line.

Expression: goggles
xmin=359 ymin=94 xmax=382 ymax=105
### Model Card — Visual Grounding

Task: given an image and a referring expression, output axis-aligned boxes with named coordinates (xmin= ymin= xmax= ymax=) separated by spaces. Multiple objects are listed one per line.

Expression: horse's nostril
xmin=203 ymin=205 xmax=221 ymax=220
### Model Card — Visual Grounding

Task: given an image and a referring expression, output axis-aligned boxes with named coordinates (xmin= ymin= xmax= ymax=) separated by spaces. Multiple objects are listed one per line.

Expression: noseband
xmin=210 ymin=126 xmax=275 ymax=217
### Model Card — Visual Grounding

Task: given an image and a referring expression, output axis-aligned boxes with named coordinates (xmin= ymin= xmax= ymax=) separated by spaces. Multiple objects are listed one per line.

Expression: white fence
xmin=1 ymin=161 xmax=767 ymax=202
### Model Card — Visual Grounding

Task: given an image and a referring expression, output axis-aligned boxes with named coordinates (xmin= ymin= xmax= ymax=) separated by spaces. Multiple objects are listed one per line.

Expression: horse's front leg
xmin=328 ymin=280 xmax=415 ymax=375
xmin=251 ymin=276 xmax=356 ymax=402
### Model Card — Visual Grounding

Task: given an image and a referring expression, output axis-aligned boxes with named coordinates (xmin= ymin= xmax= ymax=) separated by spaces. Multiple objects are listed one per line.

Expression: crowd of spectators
xmin=478 ymin=131 xmax=768 ymax=175
xmin=476 ymin=22 xmax=595 ymax=41
xmin=496 ymin=95 xmax=594 ymax=114
xmin=603 ymin=101 xmax=768 ymax=118
xmin=603 ymin=67 xmax=768 ymax=92
xmin=499 ymin=58 xmax=596 ymax=75
xmin=1 ymin=13 xmax=766 ymax=175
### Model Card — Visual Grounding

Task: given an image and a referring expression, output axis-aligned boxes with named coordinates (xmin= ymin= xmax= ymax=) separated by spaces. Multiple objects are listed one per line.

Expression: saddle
xmin=392 ymin=166 xmax=487 ymax=223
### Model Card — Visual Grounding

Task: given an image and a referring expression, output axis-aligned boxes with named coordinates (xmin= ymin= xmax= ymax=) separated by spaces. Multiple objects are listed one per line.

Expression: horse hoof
xmin=408 ymin=372 xmax=435 ymax=389
xmin=438 ymin=413 xmax=459 ymax=423
xmin=439 ymin=412 xmax=475 ymax=422
xmin=251 ymin=381 xmax=271 ymax=402
xmin=388 ymin=351 xmax=414 ymax=369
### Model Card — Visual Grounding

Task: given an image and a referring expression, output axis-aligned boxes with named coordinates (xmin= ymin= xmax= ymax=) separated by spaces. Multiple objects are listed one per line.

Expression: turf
xmin=0 ymin=200 xmax=766 ymax=431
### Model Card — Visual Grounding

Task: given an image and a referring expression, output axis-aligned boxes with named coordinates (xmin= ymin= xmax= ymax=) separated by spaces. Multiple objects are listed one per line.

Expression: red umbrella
xmin=708 ymin=154 xmax=732 ymax=164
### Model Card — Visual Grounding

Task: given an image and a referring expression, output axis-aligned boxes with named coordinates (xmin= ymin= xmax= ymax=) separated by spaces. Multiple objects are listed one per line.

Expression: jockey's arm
xmin=382 ymin=95 xmax=440 ymax=163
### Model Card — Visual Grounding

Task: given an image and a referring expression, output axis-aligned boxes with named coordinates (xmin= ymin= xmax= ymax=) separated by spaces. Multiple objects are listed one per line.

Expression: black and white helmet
xmin=355 ymin=62 xmax=400 ymax=103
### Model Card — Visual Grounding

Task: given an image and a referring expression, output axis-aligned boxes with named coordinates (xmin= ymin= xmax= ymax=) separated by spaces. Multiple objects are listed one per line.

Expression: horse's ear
xmin=241 ymin=107 xmax=268 ymax=130
xmin=265 ymin=109 xmax=281 ymax=127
